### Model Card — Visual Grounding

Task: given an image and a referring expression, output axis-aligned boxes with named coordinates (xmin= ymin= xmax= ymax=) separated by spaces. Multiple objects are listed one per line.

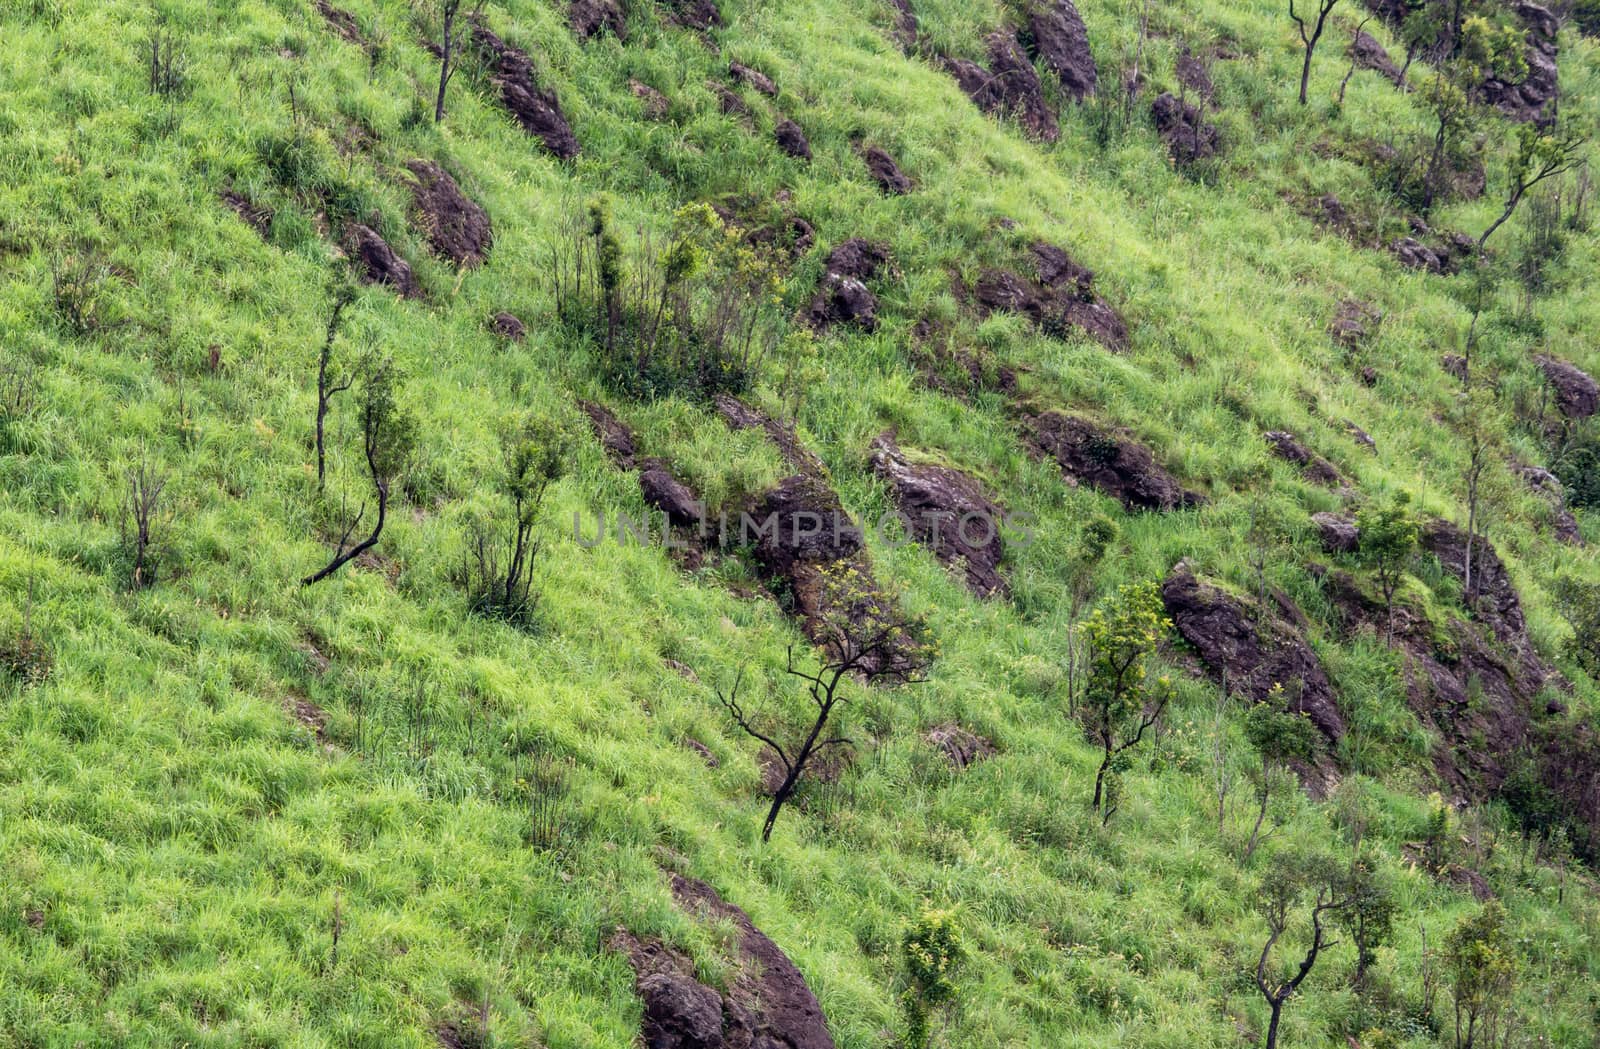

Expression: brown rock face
xmin=806 ymin=239 xmax=889 ymax=332
xmin=569 ymin=0 xmax=625 ymax=39
xmin=1263 ymin=431 xmax=1343 ymax=487
xmin=1022 ymin=412 xmax=1201 ymax=512
xmin=1350 ymin=30 xmax=1402 ymax=83
xmin=665 ymin=0 xmax=723 ymax=30
xmin=581 ymin=399 xmax=639 ymax=468
xmin=345 ymin=223 xmax=420 ymax=298
xmin=887 ymin=0 xmax=918 ymax=47
xmin=490 ymin=311 xmax=527 ymax=341
xmin=944 ymin=32 xmax=1060 ymax=142
xmin=1311 ymin=512 xmax=1359 ymax=554
xmin=869 ymin=430 xmax=1008 ymax=598
xmin=1482 ymin=1 xmax=1559 ymax=125
xmin=472 ymin=22 xmax=580 ymax=160
xmin=1515 ymin=463 xmax=1582 ymax=545
xmin=862 ymin=146 xmax=912 ymax=194
xmin=729 ymin=61 xmax=778 ymax=96
xmin=1022 ymin=0 xmax=1097 ymax=101
xmin=1538 ymin=355 xmax=1600 ymax=420
xmin=220 ymin=189 xmax=273 ymax=238
xmin=405 ymin=160 xmax=492 ymax=268
xmin=926 ymin=723 xmax=996 ymax=769
xmin=970 ymin=242 xmax=1128 ymax=350
xmin=1162 ymin=561 xmax=1346 ymax=747
xmin=775 ymin=119 xmax=812 ymax=160
xmin=1151 ymin=92 xmax=1218 ymax=164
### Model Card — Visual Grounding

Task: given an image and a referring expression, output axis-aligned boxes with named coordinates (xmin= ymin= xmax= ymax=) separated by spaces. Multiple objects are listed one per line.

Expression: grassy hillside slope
xmin=2 ymin=0 xmax=1599 ymax=1045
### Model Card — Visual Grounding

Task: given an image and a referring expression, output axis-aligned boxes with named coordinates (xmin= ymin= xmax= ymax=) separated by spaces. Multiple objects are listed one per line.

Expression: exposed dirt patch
xmin=775 ymin=119 xmax=812 ymax=160
xmin=490 ymin=310 xmax=527 ymax=341
xmin=1263 ymin=431 xmax=1343 ymax=487
xmin=1162 ymin=560 xmax=1346 ymax=749
xmin=1537 ymin=355 xmax=1599 ymax=420
xmin=682 ymin=736 xmax=719 ymax=768
xmin=1021 ymin=0 xmax=1097 ymax=102
xmin=806 ymin=238 xmax=890 ymax=333
xmin=569 ymin=0 xmax=625 ymax=40
xmin=315 ymin=1 xmax=369 ymax=51
xmin=887 ymin=0 xmax=919 ymax=48
xmin=926 ymin=723 xmax=996 ymax=769
xmin=1151 ymin=92 xmax=1219 ymax=165
xmin=968 ymin=241 xmax=1127 ymax=350
xmin=472 ymin=21 xmax=580 ymax=160
xmin=220 ymin=188 xmax=273 ymax=238
xmin=1175 ymin=48 xmax=1215 ymax=101
xmin=345 ymin=223 xmax=420 ymax=298
xmin=1022 ymin=411 xmax=1202 ymax=511
xmin=869 ymin=430 xmax=1008 ymax=598
xmin=943 ymin=31 xmax=1060 ymax=142
xmin=861 ymin=145 xmax=912 ymax=194
xmin=404 ymin=160 xmax=492 ymax=268
xmin=284 ymin=692 xmax=328 ymax=740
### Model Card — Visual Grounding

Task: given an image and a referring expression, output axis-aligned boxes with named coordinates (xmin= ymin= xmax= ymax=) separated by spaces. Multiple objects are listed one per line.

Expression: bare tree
xmin=1336 ymin=17 xmax=1375 ymax=108
xmin=713 ymin=590 xmax=932 ymax=843
xmin=1290 ymin=0 xmax=1341 ymax=105
xmin=1478 ymin=126 xmax=1585 ymax=251
xmin=314 ymin=291 xmax=353 ymax=491
xmin=433 ymin=1 xmax=484 ymax=123
xmin=123 ymin=460 xmax=168 ymax=589
xmin=302 ymin=358 xmax=414 ymax=586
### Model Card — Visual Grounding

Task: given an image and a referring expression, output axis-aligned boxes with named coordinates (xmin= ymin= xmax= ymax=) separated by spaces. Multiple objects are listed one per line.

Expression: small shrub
xmin=902 ymin=905 xmax=966 ymax=1049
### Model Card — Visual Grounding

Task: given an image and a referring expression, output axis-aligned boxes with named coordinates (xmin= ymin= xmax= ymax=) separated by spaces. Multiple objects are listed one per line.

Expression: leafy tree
xmin=714 ymin=569 xmax=933 ymax=842
xmin=1337 ymin=858 xmax=1397 ymax=987
xmin=1241 ymin=696 xmax=1322 ymax=861
xmin=1063 ymin=514 xmax=1118 ymax=714
xmin=1417 ymin=14 xmax=1528 ymax=211
xmin=459 ymin=416 xmax=570 ymax=626
xmin=433 ymin=1 xmax=484 ymax=123
xmin=901 ymin=905 xmax=965 ymax=1049
xmin=1445 ymin=901 xmax=1519 ymax=1049
xmin=1478 ymin=124 xmax=1586 ymax=251
xmin=314 ymin=289 xmax=354 ymax=491
xmin=1552 ymin=575 xmax=1600 ymax=679
xmin=1289 ymin=0 xmax=1341 ymax=106
xmin=1254 ymin=851 xmax=1349 ymax=1049
xmin=1079 ymin=581 xmax=1173 ymax=819
xmin=1356 ymin=494 xmax=1419 ymax=644
xmin=302 ymin=357 xmax=415 ymax=586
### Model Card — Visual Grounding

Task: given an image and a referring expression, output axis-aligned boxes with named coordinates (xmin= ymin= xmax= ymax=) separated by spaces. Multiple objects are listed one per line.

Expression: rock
xmin=664 ymin=0 xmax=722 ymax=31
xmin=607 ymin=930 xmax=737 ymax=1049
xmin=1263 ymin=431 xmax=1343 ymax=486
xmin=682 ymin=737 xmax=719 ymax=767
xmin=887 ymin=0 xmax=918 ymax=47
xmin=220 ymin=188 xmax=273 ymax=238
xmin=711 ymin=82 xmax=750 ymax=118
xmin=569 ymin=0 xmax=626 ymax=39
xmin=1350 ymin=29 xmax=1402 ymax=83
xmin=1515 ymin=463 xmax=1582 ymax=545
xmin=1175 ymin=48 xmax=1214 ymax=100
xmin=1537 ymin=355 xmax=1600 ymax=420
xmin=1162 ymin=561 xmax=1346 ymax=746
xmin=714 ymin=395 xmax=825 ymax=476
xmin=315 ymin=0 xmax=368 ymax=50
xmin=944 ymin=32 xmax=1060 ymax=142
xmin=745 ymin=474 xmax=863 ymax=580
xmin=969 ymin=242 xmax=1127 ymax=351
xmin=1441 ymin=353 xmax=1469 ymax=381
xmin=1022 ymin=411 xmax=1202 ymax=512
xmin=1151 ymin=92 xmax=1218 ymax=165
xmin=806 ymin=238 xmax=889 ymax=332
xmin=869 ymin=430 xmax=1008 ymax=598
xmin=1022 ymin=0 xmax=1098 ymax=102
xmin=1341 ymin=419 xmax=1377 ymax=453
xmin=580 ymin=399 xmax=638 ymax=468
xmin=345 ymin=223 xmax=420 ymax=298
xmin=490 ymin=311 xmax=527 ymax=341
xmin=926 ymin=723 xmax=996 ymax=769
xmin=775 ymin=119 xmax=812 ymax=160
xmin=472 ymin=21 xmax=580 ymax=160
xmin=1392 ymin=236 xmax=1444 ymax=272
xmin=1359 ymin=366 xmax=1378 ymax=387
xmin=404 ymin=160 xmax=492 ymax=268
xmin=729 ymin=61 xmax=778 ymax=96
xmin=1483 ymin=2 xmax=1560 ymax=126
xmin=630 ymin=78 xmax=671 ymax=119
xmin=640 ymin=460 xmax=705 ymax=528
xmin=1312 ymin=512 xmax=1359 ymax=554
xmin=670 ymin=876 xmax=837 ymax=1049
xmin=1329 ymin=299 xmax=1379 ymax=348
xmin=862 ymin=146 xmax=912 ymax=194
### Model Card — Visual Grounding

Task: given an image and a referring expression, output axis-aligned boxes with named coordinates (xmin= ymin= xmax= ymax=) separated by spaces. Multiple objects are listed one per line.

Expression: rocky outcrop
xmin=664 ymin=0 xmax=722 ymax=30
xmin=220 ymin=188 xmax=273 ymax=238
xmin=1538 ymin=355 xmax=1600 ymax=420
xmin=775 ymin=119 xmax=812 ymax=160
xmin=862 ymin=146 xmax=912 ymax=194
xmin=473 ymin=22 xmax=580 ymax=160
xmin=1330 ymin=299 xmax=1380 ymax=348
xmin=1483 ymin=2 xmax=1559 ymax=125
xmin=970 ymin=242 xmax=1127 ymax=350
xmin=1264 ymin=431 xmax=1343 ymax=487
xmin=1022 ymin=0 xmax=1097 ymax=102
xmin=1350 ymin=29 xmax=1402 ymax=84
xmin=490 ymin=310 xmax=527 ymax=341
xmin=729 ymin=61 xmax=778 ymax=97
xmin=926 ymin=723 xmax=996 ymax=769
xmin=887 ymin=0 xmax=918 ymax=47
xmin=1022 ymin=412 xmax=1202 ymax=512
xmin=345 ymin=223 xmax=420 ymax=298
xmin=1515 ymin=463 xmax=1582 ymax=545
xmin=316 ymin=1 xmax=368 ymax=50
xmin=1162 ymin=561 xmax=1346 ymax=747
xmin=1312 ymin=512 xmax=1359 ymax=554
xmin=714 ymin=395 xmax=825 ymax=477
xmin=404 ymin=160 xmax=492 ymax=268
xmin=806 ymin=239 xmax=889 ymax=332
xmin=944 ymin=32 xmax=1060 ymax=142
xmin=608 ymin=874 xmax=838 ymax=1049
xmin=569 ymin=0 xmax=625 ymax=39
xmin=1151 ymin=92 xmax=1219 ymax=165
xmin=869 ymin=430 xmax=1008 ymax=598
xmin=581 ymin=399 xmax=638 ymax=467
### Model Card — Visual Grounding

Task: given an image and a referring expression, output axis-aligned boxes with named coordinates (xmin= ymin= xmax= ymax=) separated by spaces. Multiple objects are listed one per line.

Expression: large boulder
xmin=806 ymin=239 xmax=890 ymax=332
xmin=869 ymin=430 xmax=1008 ymax=598
xmin=1022 ymin=411 xmax=1202 ymax=512
xmin=969 ymin=242 xmax=1127 ymax=350
xmin=1022 ymin=0 xmax=1097 ymax=102
xmin=473 ymin=22 xmax=580 ymax=159
xmin=1538 ymin=355 xmax=1599 ymax=420
xmin=404 ymin=160 xmax=492 ymax=268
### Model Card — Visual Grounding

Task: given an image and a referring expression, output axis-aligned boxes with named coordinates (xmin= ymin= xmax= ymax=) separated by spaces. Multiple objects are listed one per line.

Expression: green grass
xmin=2 ymin=0 xmax=1599 ymax=1045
